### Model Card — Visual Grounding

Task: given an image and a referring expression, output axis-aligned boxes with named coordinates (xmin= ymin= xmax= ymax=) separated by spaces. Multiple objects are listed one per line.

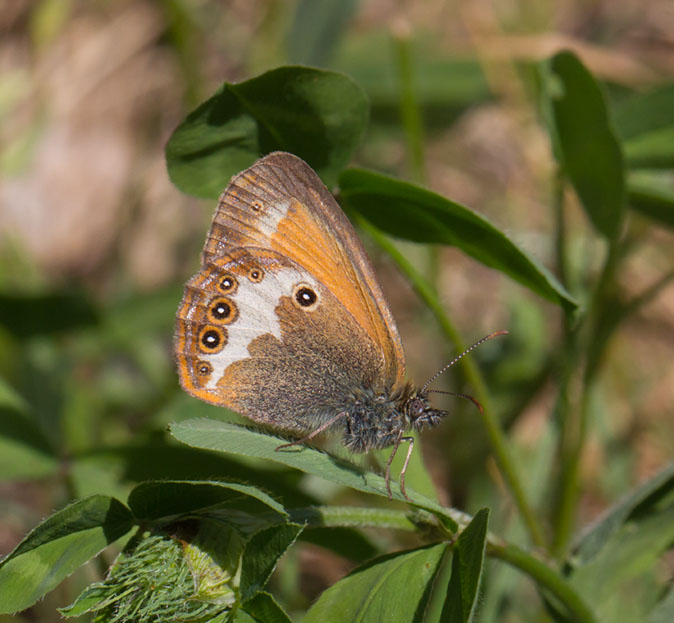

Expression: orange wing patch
xmin=196 ymin=153 xmax=406 ymax=388
xmin=271 ymin=197 xmax=387 ymax=366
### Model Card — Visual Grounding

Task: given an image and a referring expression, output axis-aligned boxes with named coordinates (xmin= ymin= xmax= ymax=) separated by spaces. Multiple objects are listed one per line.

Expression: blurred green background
xmin=1 ymin=0 xmax=673 ymax=620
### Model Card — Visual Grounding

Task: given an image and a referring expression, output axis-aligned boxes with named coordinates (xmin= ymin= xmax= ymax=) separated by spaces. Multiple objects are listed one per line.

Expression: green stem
xmin=553 ymin=168 xmax=568 ymax=290
xmin=289 ymin=505 xmax=421 ymax=533
xmin=553 ymin=247 xmax=672 ymax=557
xmin=359 ymin=219 xmax=547 ymax=550
xmin=291 ymin=505 xmax=595 ymax=622
xmin=587 ymin=239 xmax=621 ymax=349
xmin=392 ymin=25 xmax=426 ymax=185
xmin=567 ymin=269 xmax=674 ymax=532
xmin=552 ymin=379 xmax=590 ymax=556
xmin=550 ymin=166 xmax=575 ymax=550
xmin=553 ymin=239 xmax=621 ymax=555
xmin=488 ymin=541 xmax=597 ymax=622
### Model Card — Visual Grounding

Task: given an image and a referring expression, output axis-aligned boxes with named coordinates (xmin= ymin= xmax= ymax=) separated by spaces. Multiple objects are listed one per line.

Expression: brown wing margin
xmin=202 ymin=152 xmax=406 ymax=387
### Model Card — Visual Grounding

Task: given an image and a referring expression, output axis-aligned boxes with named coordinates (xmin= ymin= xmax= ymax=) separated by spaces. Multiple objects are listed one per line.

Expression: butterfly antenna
xmin=421 ymin=330 xmax=508 ymax=394
xmin=427 ymin=389 xmax=484 ymax=414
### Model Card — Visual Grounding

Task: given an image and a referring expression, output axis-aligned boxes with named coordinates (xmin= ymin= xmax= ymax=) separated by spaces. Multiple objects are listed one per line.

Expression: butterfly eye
xmin=293 ymin=284 xmax=319 ymax=310
xmin=248 ymin=267 xmax=264 ymax=282
xmin=208 ymin=297 xmax=238 ymax=324
xmin=218 ymin=275 xmax=237 ymax=294
xmin=198 ymin=325 xmax=227 ymax=353
xmin=408 ymin=398 xmax=426 ymax=419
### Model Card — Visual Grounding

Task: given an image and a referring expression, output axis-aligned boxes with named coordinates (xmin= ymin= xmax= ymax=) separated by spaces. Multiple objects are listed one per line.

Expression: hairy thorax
xmin=341 ymin=383 xmax=416 ymax=452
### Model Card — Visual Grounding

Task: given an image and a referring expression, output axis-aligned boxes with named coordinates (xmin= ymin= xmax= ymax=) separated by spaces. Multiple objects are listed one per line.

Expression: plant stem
xmin=359 ymin=219 xmax=547 ymax=550
xmin=391 ymin=21 xmax=426 ymax=186
xmin=488 ymin=541 xmax=597 ymax=622
xmin=553 ymin=253 xmax=673 ymax=556
xmin=552 ymin=376 xmax=589 ymax=556
xmin=553 ymin=167 xmax=568 ymax=289
xmin=553 ymin=238 xmax=621 ymax=555
xmin=291 ymin=505 xmax=596 ymax=622
xmin=289 ymin=505 xmax=421 ymax=533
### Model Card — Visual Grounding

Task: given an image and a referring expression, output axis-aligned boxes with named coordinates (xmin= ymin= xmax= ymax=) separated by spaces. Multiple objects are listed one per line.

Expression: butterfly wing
xmin=175 ymin=152 xmax=406 ymax=432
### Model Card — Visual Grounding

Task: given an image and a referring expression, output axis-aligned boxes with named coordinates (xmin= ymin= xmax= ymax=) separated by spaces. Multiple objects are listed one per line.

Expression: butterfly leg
xmin=398 ymin=436 xmax=415 ymax=501
xmin=385 ymin=435 xmax=402 ymax=500
xmin=275 ymin=411 xmax=348 ymax=451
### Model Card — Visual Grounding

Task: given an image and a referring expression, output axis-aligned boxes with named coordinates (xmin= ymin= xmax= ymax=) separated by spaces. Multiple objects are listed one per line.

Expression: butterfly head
xmin=405 ymin=390 xmax=447 ymax=432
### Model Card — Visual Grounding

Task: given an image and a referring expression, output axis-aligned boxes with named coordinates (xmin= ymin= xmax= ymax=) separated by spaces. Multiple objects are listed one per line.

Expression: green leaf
xmin=339 ymin=167 xmax=577 ymax=312
xmin=241 ymin=523 xmax=303 ymax=601
xmin=234 ymin=612 xmax=258 ymax=623
xmin=169 ymin=418 xmax=456 ymax=524
xmin=622 ymin=126 xmax=674 ymax=169
xmin=59 ymin=583 xmax=114 ymax=617
xmin=541 ymin=51 xmax=625 ymax=239
xmin=85 ymin=438 xmax=316 ymax=507
xmin=572 ymin=462 xmax=674 ymax=564
xmin=569 ymin=506 xmax=674 ymax=622
xmin=166 ymin=66 xmax=368 ymax=198
xmin=611 ymin=80 xmax=674 ymax=170
xmin=613 ymin=83 xmax=674 ymax=140
xmin=304 ymin=543 xmax=448 ymax=622
xmin=627 ymin=177 xmax=674 ymax=230
xmin=442 ymin=508 xmax=489 ymax=623
xmin=0 ymin=291 xmax=98 ymax=338
xmin=647 ymin=584 xmax=674 ymax=623
xmin=0 ymin=375 xmax=30 ymax=413
xmin=0 ymin=381 xmax=58 ymax=480
xmin=127 ymin=480 xmax=287 ymax=524
xmin=287 ymin=0 xmax=358 ymax=66
xmin=242 ymin=591 xmax=294 ymax=623
xmin=0 ymin=496 xmax=133 ymax=613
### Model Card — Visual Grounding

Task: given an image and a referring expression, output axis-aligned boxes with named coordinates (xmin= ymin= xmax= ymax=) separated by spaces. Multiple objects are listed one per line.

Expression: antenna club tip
xmin=489 ymin=330 xmax=509 ymax=338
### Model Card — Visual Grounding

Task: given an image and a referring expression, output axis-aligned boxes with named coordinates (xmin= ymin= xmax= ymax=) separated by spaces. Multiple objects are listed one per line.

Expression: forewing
xmin=201 ymin=151 xmax=406 ymax=386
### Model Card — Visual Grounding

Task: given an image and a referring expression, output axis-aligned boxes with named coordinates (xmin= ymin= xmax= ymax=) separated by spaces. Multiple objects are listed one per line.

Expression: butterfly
xmin=175 ymin=151 xmax=502 ymax=500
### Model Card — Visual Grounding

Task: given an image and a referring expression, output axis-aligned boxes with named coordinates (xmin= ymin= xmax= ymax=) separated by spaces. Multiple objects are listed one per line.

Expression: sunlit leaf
xmin=339 ymin=168 xmax=576 ymax=311
xmin=170 ymin=418 xmax=458 ymax=528
xmin=166 ymin=67 xmax=368 ymax=197
xmin=442 ymin=508 xmax=489 ymax=622
xmin=0 ymin=496 xmax=133 ymax=613
xmin=304 ymin=543 xmax=448 ymax=623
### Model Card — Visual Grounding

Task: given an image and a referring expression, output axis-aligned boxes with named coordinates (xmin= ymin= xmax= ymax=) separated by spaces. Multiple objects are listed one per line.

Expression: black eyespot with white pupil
xmin=198 ymin=325 xmax=227 ymax=353
xmin=208 ymin=297 xmax=237 ymax=325
xmin=202 ymin=330 xmax=220 ymax=348
xmin=248 ymin=267 xmax=263 ymax=282
xmin=212 ymin=301 xmax=231 ymax=319
xmin=197 ymin=361 xmax=212 ymax=376
xmin=219 ymin=275 xmax=236 ymax=293
xmin=295 ymin=286 xmax=318 ymax=308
